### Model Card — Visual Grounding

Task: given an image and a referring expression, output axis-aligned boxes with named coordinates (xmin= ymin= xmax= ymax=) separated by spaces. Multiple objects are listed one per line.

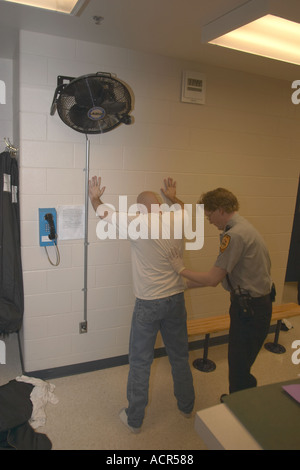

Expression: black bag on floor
xmin=0 ymin=380 xmax=52 ymax=450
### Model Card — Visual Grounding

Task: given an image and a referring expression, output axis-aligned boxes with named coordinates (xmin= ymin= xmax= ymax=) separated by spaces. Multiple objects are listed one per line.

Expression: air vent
xmin=181 ymin=71 xmax=206 ymax=104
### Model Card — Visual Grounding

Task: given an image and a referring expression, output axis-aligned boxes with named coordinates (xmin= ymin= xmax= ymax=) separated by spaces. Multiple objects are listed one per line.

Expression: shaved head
xmin=137 ymin=191 xmax=160 ymax=213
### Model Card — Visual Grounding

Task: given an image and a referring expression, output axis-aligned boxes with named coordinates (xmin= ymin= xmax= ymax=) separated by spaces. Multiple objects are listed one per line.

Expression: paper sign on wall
xmin=57 ymin=205 xmax=85 ymax=240
xmin=0 ymin=80 xmax=6 ymax=104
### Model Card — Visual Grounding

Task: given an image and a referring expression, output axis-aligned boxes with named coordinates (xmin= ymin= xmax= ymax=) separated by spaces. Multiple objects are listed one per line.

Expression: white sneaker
xmin=119 ymin=408 xmax=141 ymax=434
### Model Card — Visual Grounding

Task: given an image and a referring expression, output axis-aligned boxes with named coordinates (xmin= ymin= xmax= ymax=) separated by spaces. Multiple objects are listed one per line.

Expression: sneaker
xmin=119 ymin=408 xmax=141 ymax=434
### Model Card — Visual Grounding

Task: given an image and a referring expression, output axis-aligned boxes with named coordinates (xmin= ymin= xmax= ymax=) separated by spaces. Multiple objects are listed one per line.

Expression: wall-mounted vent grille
xmin=187 ymin=78 xmax=203 ymax=92
xmin=181 ymin=71 xmax=206 ymax=104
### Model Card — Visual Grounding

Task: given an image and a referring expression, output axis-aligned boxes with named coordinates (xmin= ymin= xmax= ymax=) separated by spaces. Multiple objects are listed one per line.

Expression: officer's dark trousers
xmin=228 ymin=295 xmax=272 ymax=394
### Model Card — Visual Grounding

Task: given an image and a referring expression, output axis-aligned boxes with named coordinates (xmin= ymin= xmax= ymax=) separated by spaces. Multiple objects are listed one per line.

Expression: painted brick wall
xmin=0 ymin=58 xmax=13 ymax=153
xmin=18 ymin=30 xmax=300 ymax=373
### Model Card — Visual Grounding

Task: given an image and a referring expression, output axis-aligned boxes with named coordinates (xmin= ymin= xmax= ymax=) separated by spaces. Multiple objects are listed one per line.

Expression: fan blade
xmin=101 ymin=101 xmax=127 ymax=115
xmin=73 ymin=78 xmax=106 ymax=107
xmin=64 ymin=78 xmax=105 ymax=105
xmin=100 ymin=115 xmax=121 ymax=133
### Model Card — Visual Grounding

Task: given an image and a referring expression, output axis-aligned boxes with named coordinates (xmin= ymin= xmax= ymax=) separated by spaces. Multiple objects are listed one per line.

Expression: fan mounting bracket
xmin=57 ymin=75 xmax=75 ymax=86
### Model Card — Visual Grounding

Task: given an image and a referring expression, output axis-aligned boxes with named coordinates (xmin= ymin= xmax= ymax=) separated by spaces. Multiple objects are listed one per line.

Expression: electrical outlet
xmin=79 ymin=321 xmax=88 ymax=334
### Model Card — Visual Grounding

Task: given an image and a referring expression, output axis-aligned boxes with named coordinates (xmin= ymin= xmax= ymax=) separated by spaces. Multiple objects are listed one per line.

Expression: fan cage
xmin=56 ymin=73 xmax=132 ymax=134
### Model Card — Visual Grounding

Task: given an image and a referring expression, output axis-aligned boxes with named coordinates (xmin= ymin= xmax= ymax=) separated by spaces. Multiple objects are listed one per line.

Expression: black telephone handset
xmin=44 ymin=213 xmax=57 ymax=241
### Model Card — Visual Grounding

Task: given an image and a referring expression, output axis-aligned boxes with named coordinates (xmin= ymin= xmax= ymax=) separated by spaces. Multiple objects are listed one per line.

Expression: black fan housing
xmin=50 ymin=72 xmax=132 ymax=134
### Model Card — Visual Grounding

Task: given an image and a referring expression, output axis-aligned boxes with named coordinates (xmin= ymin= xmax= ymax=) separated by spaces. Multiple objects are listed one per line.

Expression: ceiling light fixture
xmin=201 ymin=0 xmax=300 ymax=65
xmin=3 ymin=0 xmax=87 ymax=15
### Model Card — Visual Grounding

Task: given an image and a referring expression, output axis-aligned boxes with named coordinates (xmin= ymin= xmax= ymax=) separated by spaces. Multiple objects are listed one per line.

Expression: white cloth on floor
xmin=16 ymin=375 xmax=59 ymax=429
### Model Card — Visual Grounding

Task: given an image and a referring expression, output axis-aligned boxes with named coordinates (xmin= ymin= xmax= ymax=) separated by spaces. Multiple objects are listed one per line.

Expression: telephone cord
xmin=44 ymin=238 xmax=60 ymax=266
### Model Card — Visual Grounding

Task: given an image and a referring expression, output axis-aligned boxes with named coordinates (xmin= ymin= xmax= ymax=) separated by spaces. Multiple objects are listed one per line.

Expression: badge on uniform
xmin=220 ymin=234 xmax=231 ymax=253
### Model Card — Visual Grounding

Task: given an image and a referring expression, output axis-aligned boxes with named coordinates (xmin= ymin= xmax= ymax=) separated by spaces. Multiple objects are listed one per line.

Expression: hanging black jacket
xmin=285 ymin=176 xmax=300 ymax=283
xmin=0 ymin=151 xmax=24 ymax=334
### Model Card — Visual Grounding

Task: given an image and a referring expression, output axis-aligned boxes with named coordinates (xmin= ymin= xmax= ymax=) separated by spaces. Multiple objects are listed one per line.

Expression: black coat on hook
xmin=285 ymin=176 xmax=300 ymax=304
xmin=0 ymin=151 xmax=24 ymax=334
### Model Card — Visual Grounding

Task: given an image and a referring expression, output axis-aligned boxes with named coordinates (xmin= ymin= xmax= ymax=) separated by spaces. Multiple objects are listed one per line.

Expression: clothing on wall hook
xmin=4 ymin=137 xmax=18 ymax=157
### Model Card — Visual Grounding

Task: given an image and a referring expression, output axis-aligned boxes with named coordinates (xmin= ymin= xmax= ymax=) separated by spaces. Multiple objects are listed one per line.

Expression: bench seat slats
xmin=187 ymin=316 xmax=230 ymax=335
xmin=187 ymin=303 xmax=300 ymax=336
xmin=271 ymin=303 xmax=300 ymax=320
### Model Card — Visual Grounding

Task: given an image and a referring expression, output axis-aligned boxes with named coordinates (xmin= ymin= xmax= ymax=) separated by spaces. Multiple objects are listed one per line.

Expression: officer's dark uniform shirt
xmin=214 ymin=213 xmax=272 ymax=298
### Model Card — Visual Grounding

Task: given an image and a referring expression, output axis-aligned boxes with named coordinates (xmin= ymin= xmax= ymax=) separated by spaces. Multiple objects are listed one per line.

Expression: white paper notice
xmin=57 ymin=205 xmax=85 ymax=240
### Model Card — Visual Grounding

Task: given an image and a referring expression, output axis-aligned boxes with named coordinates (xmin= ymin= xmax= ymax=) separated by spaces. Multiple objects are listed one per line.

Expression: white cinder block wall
xmin=0 ymin=58 xmax=13 ymax=153
xmin=18 ymin=30 xmax=300 ymax=374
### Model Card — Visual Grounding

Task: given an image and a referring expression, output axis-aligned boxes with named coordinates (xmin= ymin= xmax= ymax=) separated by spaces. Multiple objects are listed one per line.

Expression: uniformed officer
xmin=169 ymin=187 xmax=274 ymax=396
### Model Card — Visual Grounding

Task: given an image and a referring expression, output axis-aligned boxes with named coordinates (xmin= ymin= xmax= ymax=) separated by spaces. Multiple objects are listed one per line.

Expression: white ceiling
xmin=0 ymin=0 xmax=299 ymax=81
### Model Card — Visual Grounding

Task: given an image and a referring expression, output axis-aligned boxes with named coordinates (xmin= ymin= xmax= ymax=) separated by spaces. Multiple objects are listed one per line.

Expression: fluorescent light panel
xmin=209 ymin=14 xmax=300 ymax=65
xmin=3 ymin=0 xmax=85 ymax=14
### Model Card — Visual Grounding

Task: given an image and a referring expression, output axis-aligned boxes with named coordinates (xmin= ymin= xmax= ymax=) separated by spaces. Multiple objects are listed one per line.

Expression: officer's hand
xmin=168 ymin=247 xmax=186 ymax=274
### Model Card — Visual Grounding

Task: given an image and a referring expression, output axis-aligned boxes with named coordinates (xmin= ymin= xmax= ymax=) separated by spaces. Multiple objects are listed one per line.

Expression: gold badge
xmin=220 ymin=235 xmax=231 ymax=253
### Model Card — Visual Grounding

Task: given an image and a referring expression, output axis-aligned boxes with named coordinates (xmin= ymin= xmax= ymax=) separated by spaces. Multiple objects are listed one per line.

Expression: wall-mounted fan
xmin=50 ymin=72 xmax=133 ymax=334
xmin=50 ymin=72 xmax=132 ymax=133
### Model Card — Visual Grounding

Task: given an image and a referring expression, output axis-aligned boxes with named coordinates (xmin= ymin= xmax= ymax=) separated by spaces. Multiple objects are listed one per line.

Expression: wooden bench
xmin=187 ymin=302 xmax=300 ymax=372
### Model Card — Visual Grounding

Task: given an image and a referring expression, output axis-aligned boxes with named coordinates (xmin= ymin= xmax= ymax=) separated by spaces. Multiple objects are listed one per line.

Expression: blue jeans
xmin=126 ymin=293 xmax=195 ymax=428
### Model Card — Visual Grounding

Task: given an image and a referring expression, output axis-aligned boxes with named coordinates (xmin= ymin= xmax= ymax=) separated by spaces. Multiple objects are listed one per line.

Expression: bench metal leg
xmin=192 ymin=334 xmax=216 ymax=372
xmin=264 ymin=320 xmax=286 ymax=354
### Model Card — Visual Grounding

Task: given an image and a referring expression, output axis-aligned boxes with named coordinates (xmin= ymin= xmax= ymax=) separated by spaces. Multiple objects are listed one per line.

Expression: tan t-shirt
xmin=96 ymin=206 xmax=185 ymax=300
xmin=215 ymin=213 xmax=272 ymax=297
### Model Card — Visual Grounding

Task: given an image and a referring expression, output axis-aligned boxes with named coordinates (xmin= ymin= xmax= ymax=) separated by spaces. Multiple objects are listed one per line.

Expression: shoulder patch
xmin=220 ymin=234 xmax=231 ymax=253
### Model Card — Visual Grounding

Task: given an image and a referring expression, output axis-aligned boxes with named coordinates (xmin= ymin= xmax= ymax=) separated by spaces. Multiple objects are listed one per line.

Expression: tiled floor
xmin=1 ymin=314 xmax=299 ymax=450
